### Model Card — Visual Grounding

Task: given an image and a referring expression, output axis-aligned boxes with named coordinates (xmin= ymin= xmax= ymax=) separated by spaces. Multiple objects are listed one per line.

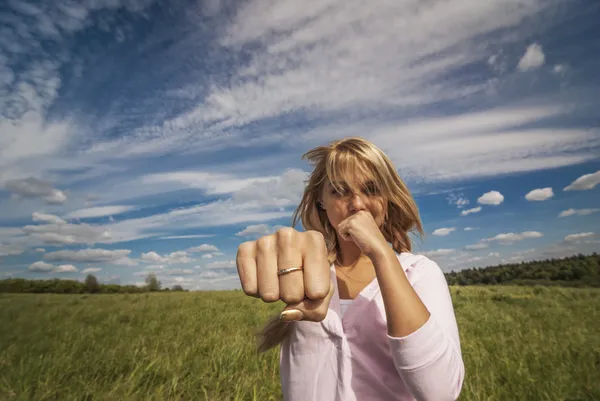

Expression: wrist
xmin=368 ymin=243 xmax=394 ymax=264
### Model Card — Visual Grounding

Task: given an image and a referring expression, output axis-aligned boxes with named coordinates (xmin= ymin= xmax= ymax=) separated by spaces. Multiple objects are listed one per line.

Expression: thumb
xmin=280 ymin=279 xmax=335 ymax=322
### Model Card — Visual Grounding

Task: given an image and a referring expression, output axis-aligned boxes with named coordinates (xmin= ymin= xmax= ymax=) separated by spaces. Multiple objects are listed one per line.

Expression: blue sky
xmin=1 ymin=0 xmax=599 ymax=290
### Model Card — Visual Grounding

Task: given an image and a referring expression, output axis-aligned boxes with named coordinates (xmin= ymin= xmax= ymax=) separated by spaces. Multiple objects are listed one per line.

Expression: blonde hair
xmin=256 ymin=136 xmax=424 ymax=353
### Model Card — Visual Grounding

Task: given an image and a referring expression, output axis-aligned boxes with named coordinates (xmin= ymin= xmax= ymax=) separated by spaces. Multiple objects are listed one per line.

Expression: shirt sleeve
xmin=386 ymin=257 xmax=465 ymax=401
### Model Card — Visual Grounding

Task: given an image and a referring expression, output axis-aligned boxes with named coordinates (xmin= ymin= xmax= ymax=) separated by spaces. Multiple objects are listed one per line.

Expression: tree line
xmin=444 ymin=252 xmax=600 ymax=287
xmin=0 ymin=273 xmax=187 ymax=294
xmin=1 ymin=253 xmax=599 ymax=294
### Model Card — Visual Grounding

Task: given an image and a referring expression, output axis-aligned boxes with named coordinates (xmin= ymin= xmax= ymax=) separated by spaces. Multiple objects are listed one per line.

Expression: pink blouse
xmin=279 ymin=252 xmax=465 ymax=401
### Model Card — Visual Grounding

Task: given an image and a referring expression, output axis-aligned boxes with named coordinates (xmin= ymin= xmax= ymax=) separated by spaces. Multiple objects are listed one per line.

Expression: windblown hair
xmin=256 ymin=136 xmax=424 ymax=353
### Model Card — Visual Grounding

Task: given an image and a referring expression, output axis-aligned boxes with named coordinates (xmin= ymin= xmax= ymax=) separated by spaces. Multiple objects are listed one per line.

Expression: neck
xmin=336 ymin=235 xmax=369 ymax=267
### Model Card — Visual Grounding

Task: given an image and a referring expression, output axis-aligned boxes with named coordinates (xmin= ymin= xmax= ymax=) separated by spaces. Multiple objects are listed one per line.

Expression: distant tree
xmin=171 ymin=285 xmax=184 ymax=291
xmin=145 ymin=273 xmax=161 ymax=292
xmin=84 ymin=274 xmax=100 ymax=293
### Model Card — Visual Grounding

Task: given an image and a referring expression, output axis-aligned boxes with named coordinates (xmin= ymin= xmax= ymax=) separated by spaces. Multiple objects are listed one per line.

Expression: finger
xmin=301 ymin=230 xmax=331 ymax=300
xmin=256 ymin=235 xmax=279 ymax=302
xmin=337 ymin=220 xmax=350 ymax=241
xmin=281 ymin=279 xmax=335 ymax=322
xmin=276 ymin=228 xmax=305 ymax=305
xmin=236 ymin=241 xmax=259 ymax=297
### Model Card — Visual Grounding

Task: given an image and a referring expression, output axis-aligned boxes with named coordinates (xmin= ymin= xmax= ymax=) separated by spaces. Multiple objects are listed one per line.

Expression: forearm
xmin=369 ymin=246 xmax=430 ymax=338
xmin=370 ymin=248 xmax=465 ymax=400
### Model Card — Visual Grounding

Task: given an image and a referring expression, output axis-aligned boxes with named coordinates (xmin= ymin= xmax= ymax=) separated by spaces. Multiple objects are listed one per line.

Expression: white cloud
xmin=187 ymin=244 xmax=219 ymax=253
xmin=36 ymin=248 xmax=46 ymax=253
xmin=477 ymin=190 xmax=504 ymax=205
xmin=140 ymin=251 xmax=193 ymax=264
xmin=45 ymin=189 xmax=67 ymax=204
xmin=455 ymin=198 xmax=469 ymax=208
xmin=206 ymin=260 xmax=237 ymax=269
xmin=82 ymin=267 xmax=102 ymax=274
xmin=484 ymin=231 xmax=543 ymax=244
xmin=22 ymin=221 xmax=111 ymax=245
xmin=159 ymin=234 xmax=216 ymax=239
xmin=202 ymin=254 xmax=213 ymax=259
xmin=558 ymin=208 xmax=600 ymax=218
xmin=164 ymin=268 xmax=195 ymax=276
xmin=55 ymin=264 xmax=78 ymax=273
xmin=101 ymin=198 xmax=292 ymax=244
xmin=553 ymin=64 xmax=567 ymax=74
xmin=139 ymin=168 xmax=308 ymax=211
xmin=525 ymin=187 xmax=553 ymax=201
xmin=432 ymin=227 xmax=456 ymax=236
xmin=447 ymin=193 xmax=469 ymax=209
xmin=488 ymin=252 xmax=500 ymax=257
xmin=464 ymin=227 xmax=477 ymax=231
xmin=32 ymin=212 xmax=66 ymax=225
xmin=0 ymin=244 xmax=25 ymax=256
xmin=235 ymin=223 xmax=288 ymax=237
xmin=44 ymin=249 xmax=132 ymax=263
xmin=76 ymin=0 xmax=599 ymax=186
xmin=112 ymin=257 xmax=139 ymax=266
xmin=564 ymin=232 xmax=595 ymax=242
xmin=460 ymin=206 xmax=482 ymax=216
xmin=465 ymin=243 xmax=489 ymax=250
xmin=517 ymin=43 xmax=545 ymax=71
xmin=487 ymin=53 xmax=507 ymax=73
xmin=198 ymin=271 xmax=223 ymax=279
xmin=421 ymin=249 xmax=456 ymax=258
xmin=564 ymin=171 xmax=600 ymax=191
xmin=366 ymin=111 xmax=599 ymax=183
xmin=3 ymin=177 xmax=68 ymax=205
xmin=64 ymin=206 xmax=137 ymax=219
xmin=29 ymin=261 xmax=54 ymax=272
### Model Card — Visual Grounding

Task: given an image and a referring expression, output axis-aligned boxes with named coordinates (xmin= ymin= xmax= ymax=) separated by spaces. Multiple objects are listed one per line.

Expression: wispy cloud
xmin=3 ymin=177 xmax=67 ymax=204
xmin=432 ymin=227 xmax=456 ymax=236
xmin=564 ymin=171 xmax=600 ymax=191
xmin=64 ymin=206 xmax=137 ymax=219
xmin=517 ymin=43 xmax=545 ymax=71
xmin=461 ymin=207 xmax=482 ymax=216
xmin=484 ymin=231 xmax=543 ymax=244
xmin=525 ymin=187 xmax=554 ymax=201
xmin=558 ymin=208 xmax=600 ymax=218
xmin=44 ymin=249 xmax=134 ymax=264
xmin=564 ymin=232 xmax=596 ymax=243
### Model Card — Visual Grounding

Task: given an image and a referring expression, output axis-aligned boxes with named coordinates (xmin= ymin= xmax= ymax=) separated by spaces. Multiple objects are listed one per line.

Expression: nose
xmin=348 ymin=192 xmax=367 ymax=213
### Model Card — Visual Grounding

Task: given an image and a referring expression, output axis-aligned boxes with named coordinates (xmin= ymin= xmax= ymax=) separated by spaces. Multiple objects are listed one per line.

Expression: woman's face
xmin=319 ymin=174 xmax=387 ymax=232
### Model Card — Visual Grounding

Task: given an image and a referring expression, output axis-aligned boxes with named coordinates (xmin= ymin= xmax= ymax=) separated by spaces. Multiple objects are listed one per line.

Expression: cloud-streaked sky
xmin=1 ymin=0 xmax=599 ymax=290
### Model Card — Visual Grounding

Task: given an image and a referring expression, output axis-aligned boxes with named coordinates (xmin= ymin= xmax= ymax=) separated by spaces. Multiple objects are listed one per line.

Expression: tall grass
xmin=0 ymin=286 xmax=598 ymax=400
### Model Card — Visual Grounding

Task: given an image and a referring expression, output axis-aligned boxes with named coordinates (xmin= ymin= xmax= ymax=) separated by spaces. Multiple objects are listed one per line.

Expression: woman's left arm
xmin=370 ymin=246 xmax=465 ymax=401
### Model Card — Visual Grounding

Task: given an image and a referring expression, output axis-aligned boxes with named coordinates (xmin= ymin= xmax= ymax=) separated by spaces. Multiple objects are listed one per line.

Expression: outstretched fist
xmin=236 ymin=228 xmax=334 ymax=322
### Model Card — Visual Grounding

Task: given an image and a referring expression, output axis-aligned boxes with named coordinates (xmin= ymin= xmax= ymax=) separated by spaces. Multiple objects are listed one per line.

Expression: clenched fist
xmin=236 ymin=228 xmax=334 ymax=322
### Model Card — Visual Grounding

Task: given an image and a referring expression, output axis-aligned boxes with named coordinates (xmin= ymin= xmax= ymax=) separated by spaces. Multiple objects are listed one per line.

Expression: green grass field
xmin=1 ymin=286 xmax=599 ymax=401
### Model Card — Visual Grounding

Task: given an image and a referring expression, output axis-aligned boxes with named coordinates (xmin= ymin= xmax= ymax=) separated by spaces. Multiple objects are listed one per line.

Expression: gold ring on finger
xmin=277 ymin=267 xmax=303 ymax=276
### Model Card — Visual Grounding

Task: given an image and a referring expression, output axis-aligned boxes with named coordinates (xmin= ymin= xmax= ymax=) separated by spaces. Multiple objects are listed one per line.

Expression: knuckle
xmin=280 ymin=292 xmax=304 ymax=304
xmin=306 ymin=287 xmax=329 ymax=300
xmin=276 ymin=226 xmax=297 ymax=239
xmin=242 ymin=285 xmax=258 ymax=297
xmin=237 ymin=241 xmax=255 ymax=257
xmin=256 ymin=235 xmax=275 ymax=251
xmin=304 ymin=230 xmax=325 ymax=245
xmin=260 ymin=291 xmax=279 ymax=303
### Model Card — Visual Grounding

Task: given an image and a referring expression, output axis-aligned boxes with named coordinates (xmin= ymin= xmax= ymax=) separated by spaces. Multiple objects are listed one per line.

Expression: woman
xmin=236 ymin=136 xmax=464 ymax=401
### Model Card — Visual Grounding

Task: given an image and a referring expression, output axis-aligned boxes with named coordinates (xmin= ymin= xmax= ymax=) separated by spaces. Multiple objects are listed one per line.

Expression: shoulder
xmin=396 ymin=252 xmax=446 ymax=282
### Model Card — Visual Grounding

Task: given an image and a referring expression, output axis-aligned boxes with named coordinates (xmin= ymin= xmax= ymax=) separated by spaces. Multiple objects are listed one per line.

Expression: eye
xmin=365 ymin=184 xmax=379 ymax=195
